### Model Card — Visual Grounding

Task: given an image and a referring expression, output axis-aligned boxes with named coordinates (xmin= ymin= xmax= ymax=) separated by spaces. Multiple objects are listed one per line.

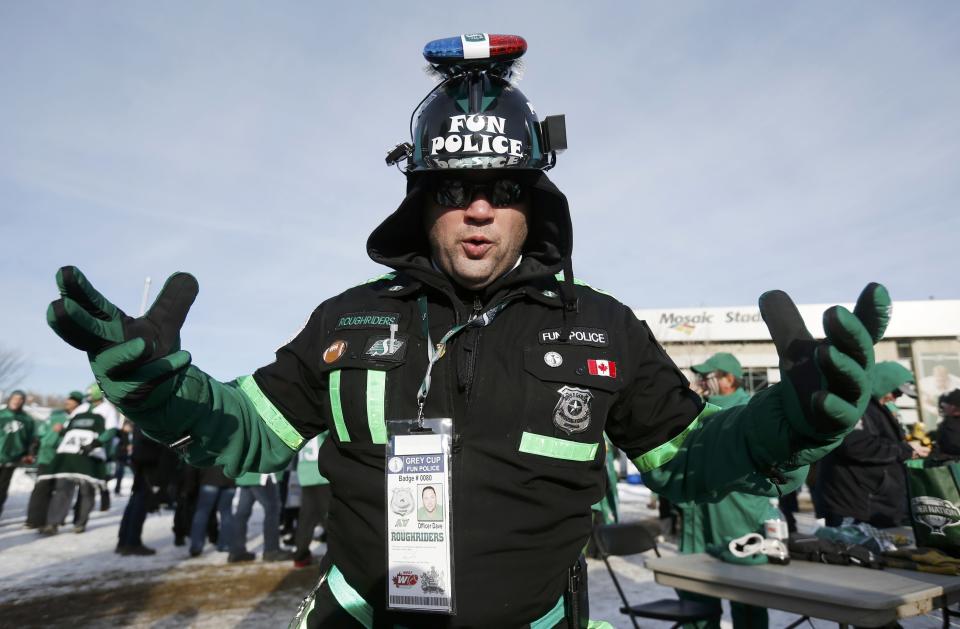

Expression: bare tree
xmin=0 ymin=345 xmax=30 ymax=393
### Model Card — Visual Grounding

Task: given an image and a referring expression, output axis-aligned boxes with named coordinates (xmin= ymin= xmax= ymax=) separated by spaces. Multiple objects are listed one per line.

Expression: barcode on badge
xmin=389 ymin=595 xmax=451 ymax=607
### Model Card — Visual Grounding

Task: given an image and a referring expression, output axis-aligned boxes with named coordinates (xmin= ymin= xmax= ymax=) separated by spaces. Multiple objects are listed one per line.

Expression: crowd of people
xmin=644 ymin=351 xmax=960 ymax=628
xmin=5 ymin=354 xmax=957 ymax=626
xmin=0 ymin=387 xmax=330 ymax=567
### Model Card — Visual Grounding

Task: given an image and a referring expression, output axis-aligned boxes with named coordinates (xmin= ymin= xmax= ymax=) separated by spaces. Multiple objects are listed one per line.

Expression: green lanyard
xmin=416 ymin=294 xmax=518 ymax=421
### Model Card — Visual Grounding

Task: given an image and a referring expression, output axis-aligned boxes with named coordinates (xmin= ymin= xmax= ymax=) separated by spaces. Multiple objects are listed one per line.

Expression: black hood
xmin=366 ymin=171 xmax=575 ymax=300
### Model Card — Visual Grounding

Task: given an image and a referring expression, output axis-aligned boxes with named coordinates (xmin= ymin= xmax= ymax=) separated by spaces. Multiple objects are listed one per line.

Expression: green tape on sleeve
xmin=632 ymin=403 xmax=720 ymax=472
xmin=530 ymin=596 xmax=565 ymax=628
xmin=328 ymin=370 xmax=350 ymax=443
xmin=519 ymin=432 xmax=599 ymax=462
xmin=327 ymin=565 xmax=373 ymax=629
xmin=236 ymin=375 xmax=304 ymax=451
xmin=366 ymin=370 xmax=387 ymax=444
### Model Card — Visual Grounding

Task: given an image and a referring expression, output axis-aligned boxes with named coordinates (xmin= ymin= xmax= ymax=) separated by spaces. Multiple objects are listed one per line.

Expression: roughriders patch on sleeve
xmin=335 ymin=311 xmax=401 ymax=330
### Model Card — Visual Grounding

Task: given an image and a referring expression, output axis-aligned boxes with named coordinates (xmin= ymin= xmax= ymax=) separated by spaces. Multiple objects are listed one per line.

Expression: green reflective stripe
xmin=530 ymin=596 xmax=565 ymax=629
xmin=554 ymin=271 xmax=614 ymax=297
xmin=632 ymin=403 xmax=721 ymax=472
xmin=587 ymin=621 xmax=615 ymax=629
xmin=519 ymin=432 xmax=599 ymax=461
xmin=366 ymin=370 xmax=387 ymax=444
xmin=329 ymin=371 xmax=350 ymax=443
xmin=237 ymin=375 xmax=304 ymax=451
xmin=362 ymin=272 xmax=396 ymax=285
xmin=327 ymin=565 xmax=373 ymax=629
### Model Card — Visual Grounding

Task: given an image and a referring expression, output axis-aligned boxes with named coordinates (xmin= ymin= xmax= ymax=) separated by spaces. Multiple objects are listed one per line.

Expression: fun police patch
xmin=539 ymin=327 xmax=609 ymax=347
xmin=363 ymin=334 xmax=408 ymax=362
xmin=553 ymin=386 xmax=593 ymax=434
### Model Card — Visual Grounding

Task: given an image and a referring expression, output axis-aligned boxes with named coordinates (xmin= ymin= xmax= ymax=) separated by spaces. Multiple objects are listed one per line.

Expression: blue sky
xmin=2 ymin=2 xmax=958 ymax=394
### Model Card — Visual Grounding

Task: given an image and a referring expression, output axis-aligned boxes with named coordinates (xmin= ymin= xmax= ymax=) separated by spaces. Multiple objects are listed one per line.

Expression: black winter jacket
xmin=816 ymin=398 xmax=913 ymax=526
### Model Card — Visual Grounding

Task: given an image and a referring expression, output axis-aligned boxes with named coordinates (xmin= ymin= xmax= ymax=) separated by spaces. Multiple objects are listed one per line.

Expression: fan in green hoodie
xmin=649 ymin=353 xmax=775 ymax=629
xmin=0 ymin=390 xmax=36 ymax=519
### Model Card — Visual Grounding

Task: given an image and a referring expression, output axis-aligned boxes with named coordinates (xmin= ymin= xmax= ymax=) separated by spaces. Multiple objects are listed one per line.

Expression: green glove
xmin=759 ymin=283 xmax=890 ymax=442
xmin=46 ymin=266 xmax=199 ymax=423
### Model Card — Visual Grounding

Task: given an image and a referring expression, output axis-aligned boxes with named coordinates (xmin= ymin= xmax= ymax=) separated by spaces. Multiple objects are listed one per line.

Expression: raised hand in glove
xmin=46 ymin=266 xmax=199 ymax=414
xmin=759 ymin=282 xmax=891 ymax=446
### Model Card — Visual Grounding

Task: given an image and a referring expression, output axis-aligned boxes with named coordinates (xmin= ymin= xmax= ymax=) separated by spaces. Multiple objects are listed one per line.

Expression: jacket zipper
xmin=568 ymin=559 xmax=581 ymax=627
xmin=463 ymin=296 xmax=483 ymax=401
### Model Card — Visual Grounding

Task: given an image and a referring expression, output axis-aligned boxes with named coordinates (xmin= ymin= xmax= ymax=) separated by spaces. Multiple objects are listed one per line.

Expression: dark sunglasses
xmin=430 ymin=177 xmax=528 ymax=208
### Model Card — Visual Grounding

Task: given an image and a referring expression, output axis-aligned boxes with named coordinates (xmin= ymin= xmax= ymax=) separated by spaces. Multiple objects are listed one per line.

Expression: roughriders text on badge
xmin=553 ymin=386 xmax=593 ymax=434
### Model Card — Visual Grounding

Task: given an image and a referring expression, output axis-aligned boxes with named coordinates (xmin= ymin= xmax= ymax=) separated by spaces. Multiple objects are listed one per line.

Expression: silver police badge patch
xmin=553 ymin=386 xmax=593 ymax=434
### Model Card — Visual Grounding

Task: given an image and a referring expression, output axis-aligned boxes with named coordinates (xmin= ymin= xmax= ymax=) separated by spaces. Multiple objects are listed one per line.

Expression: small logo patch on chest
xmin=364 ymin=335 xmax=408 ymax=361
xmin=323 ymin=340 xmax=348 ymax=364
xmin=553 ymin=386 xmax=593 ymax=434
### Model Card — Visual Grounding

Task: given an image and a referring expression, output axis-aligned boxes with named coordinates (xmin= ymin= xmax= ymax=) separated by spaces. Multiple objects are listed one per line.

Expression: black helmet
xmin=386 ymin=34 xmax=566 ymax=173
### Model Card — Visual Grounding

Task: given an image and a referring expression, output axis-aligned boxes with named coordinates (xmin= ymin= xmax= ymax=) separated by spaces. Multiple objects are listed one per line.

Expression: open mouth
xmin=461 ymin=236 xmax=493 ymax=259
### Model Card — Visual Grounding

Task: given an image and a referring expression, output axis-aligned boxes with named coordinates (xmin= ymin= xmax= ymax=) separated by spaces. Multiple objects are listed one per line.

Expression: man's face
xmin=422 ymin=487 xmax=437 ymax=512
xmin=425 ymin=174 xmax=530 ymax=291
xmin=697 ymin=371 xmax=736 ymax=397
xmin=64 ymin=398 xmax=79 ymax=413
xmin=7 ymin=394 xmax=24 ymax=412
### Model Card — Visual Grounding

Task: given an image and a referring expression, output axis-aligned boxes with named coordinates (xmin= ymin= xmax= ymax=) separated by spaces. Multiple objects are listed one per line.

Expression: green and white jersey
xmin=57 ymin=413 xmax=107 ymax=461
xmin=297 ymin=431 xmax=330 ymax=487
xmin=40 ymin=411 xmax=108 ymax=486
xmin=0 ymin=408 xmax=36 ymax=465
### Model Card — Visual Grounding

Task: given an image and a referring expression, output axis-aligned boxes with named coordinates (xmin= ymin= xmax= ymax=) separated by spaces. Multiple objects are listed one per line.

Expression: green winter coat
xmin=297 ymin=432 xmax=330 ymax=487
xmin=0 ymin=407 xmax=36 ymax=465
xmin=36 ymin=411 xmax=67 ymax=467
xmin=41 ymin=411 xmax=108 ymax=485
xmin=674 ymin=389 xmax=778 ymax=553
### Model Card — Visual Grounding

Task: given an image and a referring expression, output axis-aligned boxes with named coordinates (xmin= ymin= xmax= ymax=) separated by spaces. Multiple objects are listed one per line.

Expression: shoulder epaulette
xmin=554 ymin=272 xmax=615 ymax=298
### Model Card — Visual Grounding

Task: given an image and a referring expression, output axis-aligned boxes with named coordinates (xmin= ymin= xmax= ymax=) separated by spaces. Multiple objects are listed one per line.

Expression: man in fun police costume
xmin=47 ymin=33 xmax=893 ymax=628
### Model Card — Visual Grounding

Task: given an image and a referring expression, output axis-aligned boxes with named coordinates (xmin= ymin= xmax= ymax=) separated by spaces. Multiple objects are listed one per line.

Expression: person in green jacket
xmin=294 ymin=431 xmax=332 ymax=568
xmin=662 ymin=353 xmax=774 ymax=629
xmin=24 ymin=393 xmax=74 ymax=528
xmin=39 ymin=409 xmax=110 ymax=534
xmin=230 ymin=471 xmax=292 ymax=562
xmin=0 ymin=390 xmax=36 ymax=519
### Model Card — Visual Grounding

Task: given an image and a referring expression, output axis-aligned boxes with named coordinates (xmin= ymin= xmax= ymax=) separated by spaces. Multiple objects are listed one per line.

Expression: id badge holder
xmin=385 ymin=418 xmax=455 ymax=615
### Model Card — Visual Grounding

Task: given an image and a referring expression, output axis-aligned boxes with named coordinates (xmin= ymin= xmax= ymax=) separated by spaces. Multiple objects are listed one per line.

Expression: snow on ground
xmin=0 ymin=470 xmax=949 ymax=628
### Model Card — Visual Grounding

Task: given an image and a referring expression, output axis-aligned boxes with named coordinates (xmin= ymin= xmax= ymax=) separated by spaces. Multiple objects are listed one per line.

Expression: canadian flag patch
xmin=587 ymin=359 xmax=617 ymax=378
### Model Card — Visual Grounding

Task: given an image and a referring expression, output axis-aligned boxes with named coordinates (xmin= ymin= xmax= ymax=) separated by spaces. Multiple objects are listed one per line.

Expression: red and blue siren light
xmin=423 ymin=33 xmax=527 ymax=65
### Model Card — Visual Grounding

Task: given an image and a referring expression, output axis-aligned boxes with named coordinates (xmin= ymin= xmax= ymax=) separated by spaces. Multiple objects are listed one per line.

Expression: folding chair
xmin=592 ymin=521 xmax=722 ymax=629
